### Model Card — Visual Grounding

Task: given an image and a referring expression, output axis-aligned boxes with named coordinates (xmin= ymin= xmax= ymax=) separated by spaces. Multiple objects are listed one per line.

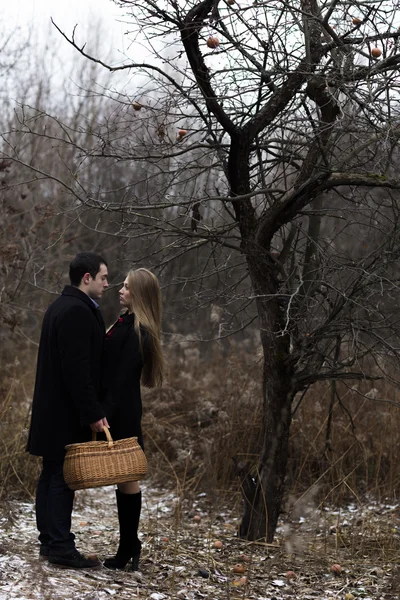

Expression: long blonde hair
xmin=126 ymin=268 xmax=164 ymax=387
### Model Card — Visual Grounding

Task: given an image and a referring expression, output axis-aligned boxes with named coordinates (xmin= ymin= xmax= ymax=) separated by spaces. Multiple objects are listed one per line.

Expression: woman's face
xmin=119 ymin=278 xmax=132 ymax=308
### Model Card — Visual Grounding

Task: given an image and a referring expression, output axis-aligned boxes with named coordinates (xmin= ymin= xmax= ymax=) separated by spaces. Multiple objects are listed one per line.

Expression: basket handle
xmin=92 ymin=426 xmax=113 ymax=448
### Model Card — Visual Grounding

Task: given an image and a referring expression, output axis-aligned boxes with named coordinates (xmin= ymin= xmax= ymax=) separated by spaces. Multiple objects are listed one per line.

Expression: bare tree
xmin=3 ymin=0 xmax=400 ymax=541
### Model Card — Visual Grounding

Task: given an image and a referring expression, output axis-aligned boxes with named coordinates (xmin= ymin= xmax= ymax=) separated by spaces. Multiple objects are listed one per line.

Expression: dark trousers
xmin=35 ymin=458 xmax=76 ymax=556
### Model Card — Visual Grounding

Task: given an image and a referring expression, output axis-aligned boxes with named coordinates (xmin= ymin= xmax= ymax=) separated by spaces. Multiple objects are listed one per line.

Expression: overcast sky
xmin=3 ymin=0 xmax=129 ymax=68
xmin=2 ymin=0 xmax=135 ymax=104
xmin=4 ymin=0 xmax=124 ymax=42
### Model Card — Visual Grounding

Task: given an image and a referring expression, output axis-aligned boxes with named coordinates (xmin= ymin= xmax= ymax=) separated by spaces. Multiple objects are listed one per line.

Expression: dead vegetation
xmin=1 ymin=484 xmax=400 ymax=599
xmin=142 ymin=345 xmax=400 ymax=513
xmin=1 ymin=343 xmax=400 ymax=597
xmin=2 ymin=342 xmax=400 ymax=516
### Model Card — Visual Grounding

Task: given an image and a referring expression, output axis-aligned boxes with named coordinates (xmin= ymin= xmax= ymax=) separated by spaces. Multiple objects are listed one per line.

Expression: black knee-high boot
xmin=104 ymin=489 xmax=142 ymax=571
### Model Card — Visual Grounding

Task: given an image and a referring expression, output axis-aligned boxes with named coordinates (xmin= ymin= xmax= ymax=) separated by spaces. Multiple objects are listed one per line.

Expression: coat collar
xmin=121 ymin=311 xmax=135 ymax=323
xmin=61 ymin=285 xmax=99 ymax=312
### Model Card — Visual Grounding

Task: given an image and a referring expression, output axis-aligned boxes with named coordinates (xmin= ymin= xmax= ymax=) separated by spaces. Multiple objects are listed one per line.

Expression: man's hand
xmin=90 ymin=417 xmax=110 ymax=432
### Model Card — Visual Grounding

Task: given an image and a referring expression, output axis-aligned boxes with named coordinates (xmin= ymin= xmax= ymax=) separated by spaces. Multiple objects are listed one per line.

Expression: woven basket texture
xmin=63 ymin=435 xmax=147 ymax=490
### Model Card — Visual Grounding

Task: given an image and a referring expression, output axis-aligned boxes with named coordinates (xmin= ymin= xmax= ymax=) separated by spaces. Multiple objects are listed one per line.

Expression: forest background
xmin=1 ymin=0 xmax=400 ymax=549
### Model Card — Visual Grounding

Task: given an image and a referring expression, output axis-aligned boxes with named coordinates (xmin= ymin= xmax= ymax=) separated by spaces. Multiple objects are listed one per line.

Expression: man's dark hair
xmin=69 ymin=252 xmax=108 ymax=286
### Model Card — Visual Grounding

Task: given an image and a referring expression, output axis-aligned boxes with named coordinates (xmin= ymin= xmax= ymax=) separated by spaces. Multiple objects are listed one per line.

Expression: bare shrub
xmin=0 ymin=354 xmax=40 ymax=501
xmin=2 ymin=340 xmax=400 ymax=522
xmin=143 ymin=345 xmax=400 ymax=509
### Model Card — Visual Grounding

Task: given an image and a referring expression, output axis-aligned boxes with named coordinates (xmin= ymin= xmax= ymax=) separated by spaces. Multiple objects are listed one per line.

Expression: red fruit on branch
xmin=207 ymin=37 xmax=220 ymax=49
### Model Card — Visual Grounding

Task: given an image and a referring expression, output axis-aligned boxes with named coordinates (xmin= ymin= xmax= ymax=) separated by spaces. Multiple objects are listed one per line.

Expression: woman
xmin=102 ymin=268 xmax=164 ymax=571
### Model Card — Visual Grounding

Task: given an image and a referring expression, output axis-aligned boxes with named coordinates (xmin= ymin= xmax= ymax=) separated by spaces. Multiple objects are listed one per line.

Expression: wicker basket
xmin=63 ymin=427 xmax=147 ymax=490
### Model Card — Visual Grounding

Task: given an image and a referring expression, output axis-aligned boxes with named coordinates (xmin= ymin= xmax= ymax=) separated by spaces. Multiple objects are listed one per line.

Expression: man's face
xmin=86 ymin=264 xmax=109 ymax=299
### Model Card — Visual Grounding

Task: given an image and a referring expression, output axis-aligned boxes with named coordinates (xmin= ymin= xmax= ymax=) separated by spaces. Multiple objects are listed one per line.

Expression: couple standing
xmin=27 ymin=252 xmax=164 ymax=570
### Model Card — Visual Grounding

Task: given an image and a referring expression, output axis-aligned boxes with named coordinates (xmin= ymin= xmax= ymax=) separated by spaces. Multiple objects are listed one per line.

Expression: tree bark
xmin=227 ymin=131 xmax=294 ymax=542
xmin=237 ymin=254 xmax=294 ymax=542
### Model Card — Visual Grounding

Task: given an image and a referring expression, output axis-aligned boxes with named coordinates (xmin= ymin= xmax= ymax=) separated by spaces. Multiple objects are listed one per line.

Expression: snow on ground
xmin=1 ymin=484 xmax=400 ymax=599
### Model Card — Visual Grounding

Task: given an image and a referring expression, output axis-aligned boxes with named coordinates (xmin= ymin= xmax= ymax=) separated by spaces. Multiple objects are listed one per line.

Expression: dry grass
xmin=2 ymin=344 xmax=400 ymax=599
xmin=0 ymin=354 xmax=41 ymax=502
xmin=143 ymin=346 xmax=400 ymax=512
xmin=1 ymin=343 xmax=400 ymax=516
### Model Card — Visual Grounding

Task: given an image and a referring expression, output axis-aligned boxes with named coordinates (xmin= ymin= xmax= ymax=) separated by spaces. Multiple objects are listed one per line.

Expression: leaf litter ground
xmin=1 ymin=484 xmax=400 ymax=599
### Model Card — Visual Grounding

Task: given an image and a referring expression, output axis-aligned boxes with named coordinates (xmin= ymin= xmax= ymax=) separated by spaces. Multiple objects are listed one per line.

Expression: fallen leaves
xmin=0 ymin=488 xmax=400 ymax=600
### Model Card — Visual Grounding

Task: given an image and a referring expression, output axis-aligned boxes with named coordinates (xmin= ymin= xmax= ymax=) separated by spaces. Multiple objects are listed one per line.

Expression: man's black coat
xmin=27 ymin=286 xmax=106 ymax=459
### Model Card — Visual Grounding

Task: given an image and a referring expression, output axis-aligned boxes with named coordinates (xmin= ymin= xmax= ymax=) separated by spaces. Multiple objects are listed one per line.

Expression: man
xmin=27 ymin=252 xmax=109 ymax=569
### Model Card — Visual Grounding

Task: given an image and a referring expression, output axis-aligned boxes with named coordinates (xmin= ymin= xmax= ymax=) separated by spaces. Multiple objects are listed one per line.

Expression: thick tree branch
xmin=256 ymin=173 xmax=400 ymax=245
xmin=180 ymin=0 xmax=237 ymax=135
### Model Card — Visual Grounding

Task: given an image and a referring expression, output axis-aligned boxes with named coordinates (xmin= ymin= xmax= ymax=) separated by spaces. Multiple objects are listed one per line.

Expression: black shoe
xmin=39 ymin=545 xmax=49 ymax=559
xmin=49 ymin=550 xmax=101 ymax=569
xmin=131 ymin=552 xmax=140 ymax=571
xmin=104 ymin=550 xmax=140 ymax=571
xmin=104 ymin=490 xmax=142 ymax=571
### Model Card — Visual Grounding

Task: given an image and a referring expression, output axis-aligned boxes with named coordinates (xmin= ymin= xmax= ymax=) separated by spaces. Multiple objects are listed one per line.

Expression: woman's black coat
xmin=102 ymin=313 xmax=144 ymax=448
xmin=27 ymin=286 xmax=106 ymax=459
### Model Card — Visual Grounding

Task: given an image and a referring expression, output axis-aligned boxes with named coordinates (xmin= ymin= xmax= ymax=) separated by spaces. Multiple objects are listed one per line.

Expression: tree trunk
xmin=238 ymin=257 xmax=294 ymax=542
xmin=227 ymin=134 xmax=293 ymax=542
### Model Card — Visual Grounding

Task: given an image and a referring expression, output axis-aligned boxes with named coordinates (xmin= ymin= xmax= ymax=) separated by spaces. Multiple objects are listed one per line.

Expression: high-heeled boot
xmin=104 ymin=489 xmax=142 ymax=571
